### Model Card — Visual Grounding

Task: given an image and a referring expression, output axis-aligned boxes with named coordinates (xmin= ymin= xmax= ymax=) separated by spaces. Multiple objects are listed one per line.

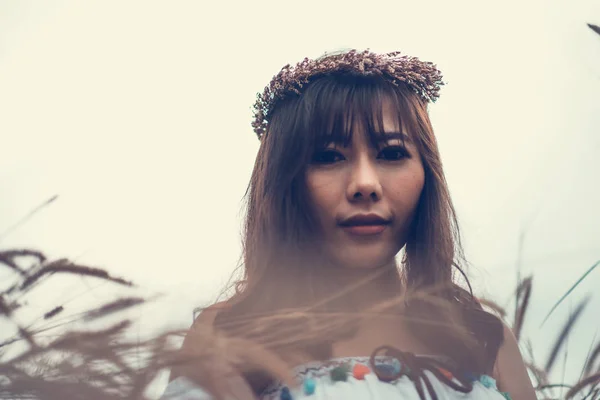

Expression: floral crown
xmin=251 ymin=49 xmax=444 ymax=139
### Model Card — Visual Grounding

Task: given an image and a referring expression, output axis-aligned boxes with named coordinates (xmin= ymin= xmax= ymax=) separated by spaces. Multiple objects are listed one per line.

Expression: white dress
xmin=160 ymin=356 xmax=511 ymax=400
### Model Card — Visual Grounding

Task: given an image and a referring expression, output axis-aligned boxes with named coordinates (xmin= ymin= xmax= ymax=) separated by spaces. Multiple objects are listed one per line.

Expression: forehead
xmin=297 ymin=74 xmax=421 ymax=148
xmin=318 ymin=95 xmax=412 ymax=147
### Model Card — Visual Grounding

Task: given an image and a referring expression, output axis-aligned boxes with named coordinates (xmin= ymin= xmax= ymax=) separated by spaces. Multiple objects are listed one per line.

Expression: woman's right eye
xmin=311 ymin=150 xmax=345 ymax=164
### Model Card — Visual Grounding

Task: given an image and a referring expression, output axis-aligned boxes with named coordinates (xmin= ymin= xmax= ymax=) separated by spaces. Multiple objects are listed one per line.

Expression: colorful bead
xmin=330 ymin=365 xmax=350 ymax=382
xmin=280 ymin=386 xmax=293 ymax=400
xmin=479 ymin=375 xmax=497 ymax=389
xmin=352 ymin=363 xmax=371 ymax=380
xmin=303 ymin=377 xmax=316 ymax=395
xmin=391 ymin=359 xmax=402 ymax=374
xmin=375 ymin=364 xmax=397 ymax=375
xmin=438 ymin=367 xmax=453 ymax=380
xmin=373 ymin=363 xmax=400 ymax=382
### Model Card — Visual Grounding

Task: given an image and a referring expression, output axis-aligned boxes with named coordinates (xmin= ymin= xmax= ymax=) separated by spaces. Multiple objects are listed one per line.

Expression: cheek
xmin=305 ymin=171 xmax=343 ymax=220
xmin=408 ymin=170 xmax=425 ymax=202
xmin=387 ymin=167 xmax=425 ymax=211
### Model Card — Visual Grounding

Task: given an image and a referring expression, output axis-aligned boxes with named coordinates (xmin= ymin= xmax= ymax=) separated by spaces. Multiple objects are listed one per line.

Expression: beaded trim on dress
xmin=259 ymin=356 xmax=511 ymax=400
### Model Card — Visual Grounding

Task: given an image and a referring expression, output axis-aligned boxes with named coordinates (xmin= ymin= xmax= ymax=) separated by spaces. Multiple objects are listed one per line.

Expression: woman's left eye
xmin=377 ymin=146 xmax=409 ymax=161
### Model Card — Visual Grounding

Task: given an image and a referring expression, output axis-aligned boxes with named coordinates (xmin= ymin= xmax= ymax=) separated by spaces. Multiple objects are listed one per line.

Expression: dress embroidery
xmin=260 ymin=355 xmax=507 ymax=400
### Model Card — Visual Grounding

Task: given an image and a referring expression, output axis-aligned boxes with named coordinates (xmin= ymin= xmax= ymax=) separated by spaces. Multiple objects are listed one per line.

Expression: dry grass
xmin=1 ymin=246 xmax=598 ymax=399
xmin=0 ymin=248 xmax=302 ymax=400
xmin=490 ymin=270 xmax=598 ymax=399
xmin=1 ymin=22 xmax=598 ymax=400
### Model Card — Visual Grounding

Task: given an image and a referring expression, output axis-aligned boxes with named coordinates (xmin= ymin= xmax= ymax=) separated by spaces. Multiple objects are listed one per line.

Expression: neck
xmin=311 ymin=259 xmax=403 ymax=312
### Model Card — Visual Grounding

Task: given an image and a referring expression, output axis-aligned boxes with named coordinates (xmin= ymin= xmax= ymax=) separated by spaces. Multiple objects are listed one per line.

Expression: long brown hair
xmin=209 ymin=69 xmax=503 ymax=393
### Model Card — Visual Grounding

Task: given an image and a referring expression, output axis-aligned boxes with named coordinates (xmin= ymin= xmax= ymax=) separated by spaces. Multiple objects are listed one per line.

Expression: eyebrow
xmin=372 ymin=132 xmax=413 ymax=144
xmin=318 ymin=131 xmax=413 ymax=148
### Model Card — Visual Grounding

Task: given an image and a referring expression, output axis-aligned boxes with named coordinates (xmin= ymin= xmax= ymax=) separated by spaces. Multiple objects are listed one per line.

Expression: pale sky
xmin=1 ymin=0 xmax=599 ymax=396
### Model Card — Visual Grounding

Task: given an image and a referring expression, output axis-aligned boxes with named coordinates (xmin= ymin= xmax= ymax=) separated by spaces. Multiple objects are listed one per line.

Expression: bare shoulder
xmin=191 ymin=301 xmax=230 ymax=328
xmin=167 ymin=300 xmax=258 ymax=398
xmin=493 ymin=323 xmax=537 ymax=400
xmin=169 ymin=301 xmax=231 ymax=382
xmin=183 ymin=301 xmax=232 ymax=344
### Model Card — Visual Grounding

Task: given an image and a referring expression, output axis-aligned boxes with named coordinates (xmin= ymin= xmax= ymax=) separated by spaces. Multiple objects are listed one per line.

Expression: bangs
xmin=301 ymin=74 xmax=418 ymax=150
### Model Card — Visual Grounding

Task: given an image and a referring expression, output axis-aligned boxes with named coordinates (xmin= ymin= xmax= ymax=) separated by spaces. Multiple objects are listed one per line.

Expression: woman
xmin=161 ymin=50 xmax=536 ymax=400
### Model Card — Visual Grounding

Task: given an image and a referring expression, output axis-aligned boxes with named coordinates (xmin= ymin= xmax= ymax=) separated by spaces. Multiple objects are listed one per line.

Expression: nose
xmin=346 ymin=156 xmax=383 ymax=203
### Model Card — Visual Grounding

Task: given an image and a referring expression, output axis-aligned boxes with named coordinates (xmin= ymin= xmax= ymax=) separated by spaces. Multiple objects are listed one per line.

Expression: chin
xmin=335 ymin=249 xmax=398 ymax=270
xmin=343 ymin=259 xmax=393 ymax=270
xmin=320 ymin=241 xmax=401 ymax=271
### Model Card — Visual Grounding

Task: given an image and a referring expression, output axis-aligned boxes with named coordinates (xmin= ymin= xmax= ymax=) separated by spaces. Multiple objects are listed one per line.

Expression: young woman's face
xmin=305 ymin=101 xmax=425 ymax=270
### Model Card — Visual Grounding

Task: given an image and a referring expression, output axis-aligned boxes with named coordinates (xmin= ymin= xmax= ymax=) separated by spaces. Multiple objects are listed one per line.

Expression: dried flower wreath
xmin=251 ymin=49 xmax=445 ymax=139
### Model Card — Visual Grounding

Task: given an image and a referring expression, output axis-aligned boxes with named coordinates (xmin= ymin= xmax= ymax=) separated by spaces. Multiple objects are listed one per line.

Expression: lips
xmin=338 ymin=213 xmax=391 ymax=236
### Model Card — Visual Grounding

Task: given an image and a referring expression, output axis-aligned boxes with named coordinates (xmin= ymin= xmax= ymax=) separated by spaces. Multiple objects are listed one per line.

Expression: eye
xmin=311 ymin=149 xmax=345 ymax=164
xmin=377 ymin=146 xmax=410 ymax=161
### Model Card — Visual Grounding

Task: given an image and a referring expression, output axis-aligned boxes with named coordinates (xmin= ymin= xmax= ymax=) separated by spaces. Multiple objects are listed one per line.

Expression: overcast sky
xmin=1 ymin=0 xmax=599 ymax=396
